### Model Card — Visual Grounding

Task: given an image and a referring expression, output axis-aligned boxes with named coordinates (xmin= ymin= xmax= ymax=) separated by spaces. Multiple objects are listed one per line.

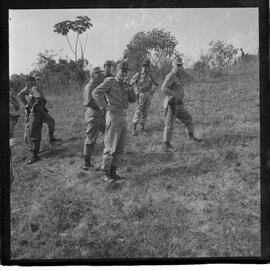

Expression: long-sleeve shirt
xmin=92 ymin=77 xmax=136 ymax=114
xmin=130 ymin=71 xmax=158 ymax=94
xmin=83 ymin=74 xmax=105 ymax=109
xmin=161 ymin=70 xmax=184 ymax=109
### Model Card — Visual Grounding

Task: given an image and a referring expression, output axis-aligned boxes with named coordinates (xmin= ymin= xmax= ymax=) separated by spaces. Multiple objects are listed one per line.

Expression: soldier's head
xmin=25 ymin=76 xmax=35 ymax=87
xmin=116 ymin=62 xmax=129 ymax=80
xmin=34 ymin=76 xmax=42 ymax=87
xmin=172 ymin=57 xmax=183 ymax=74
xmin=142 ymin=59 xmax=151 ymax=73
xmin=103 ymin=60 xmax=113 ymax=76
xmin=91 ymin=66 xmax=104 ymax=79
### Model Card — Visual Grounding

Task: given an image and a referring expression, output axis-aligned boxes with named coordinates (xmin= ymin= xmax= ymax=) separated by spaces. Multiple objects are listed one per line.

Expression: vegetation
xmin=11 ymin=57 xmax=260 ymax=259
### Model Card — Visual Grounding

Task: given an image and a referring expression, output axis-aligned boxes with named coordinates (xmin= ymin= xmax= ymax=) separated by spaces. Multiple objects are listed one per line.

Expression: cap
xmin=172 ymin=57 xmax=183 ymax=66
xmin=92 ymin=66 xmax=104 ymax=74
xmin=104 ymin=60 xmax=113 ymax=67
xmin=142 ymin=59 xmax=151 ymax=67
xmin=117 ymin=62 xmax=129 ymax=71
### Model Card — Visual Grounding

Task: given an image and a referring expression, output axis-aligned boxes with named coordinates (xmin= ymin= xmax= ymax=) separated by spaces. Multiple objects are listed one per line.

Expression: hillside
xmin=11 ymin=59 xmax=260 ymax=259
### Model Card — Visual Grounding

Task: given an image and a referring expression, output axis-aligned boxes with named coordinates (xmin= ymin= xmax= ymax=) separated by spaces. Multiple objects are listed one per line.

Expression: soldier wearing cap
xmin=130 ymin=59 xmax=158 ymax=135
xmin=103 ymin=60 xmax=114 ymax=78
xmin=82 ymin=66 xmax=106 ymax=170
xmin=162 ymin=57 xmax=201 ymax=152
xmin=92 ymin=62 xmax=136 ymax=182
xmin=26 ymin=76 xmax=61 ymax=164
xmin=9 ymin=87 xmax=21 ymax=139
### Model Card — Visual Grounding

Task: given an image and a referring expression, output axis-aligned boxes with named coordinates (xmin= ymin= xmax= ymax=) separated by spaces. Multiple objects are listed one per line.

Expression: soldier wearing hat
xmin=103 ymin=60 xmax=114 ymax=78
xmin=130 ymin=58 xmax=158 ymax=135
xmin=92 ymin=62 xmax=136 ymax=182
xmin=162 ymin=57 xmax=201 ymax=152
xmin=82 ymin=66 xmax=107 ymax=170
xmin=25 ymin=76 xmax=61 ymax=164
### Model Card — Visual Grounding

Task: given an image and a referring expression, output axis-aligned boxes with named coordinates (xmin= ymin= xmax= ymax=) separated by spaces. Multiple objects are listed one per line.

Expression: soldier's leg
xmin=132 ymin=93 xmax=147 ymax=134
xmin=139 ymin=93 xmax=152 ymax=131
xmin=28 ymin=112 xmax=42 ymax=163
xmin=9 ymin=116 xmax=18 ymax=139
xmin=42 ymin=111 xmax=56 ymax=140
xmin=163 ymin=105 xmax=176 ymax=144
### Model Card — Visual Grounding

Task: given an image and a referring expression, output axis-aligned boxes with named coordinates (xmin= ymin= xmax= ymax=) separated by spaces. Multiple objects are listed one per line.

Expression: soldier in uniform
xmin=92 ymin=62 xmax=136 ymax=182
xmin=162 ymin=57 xmax=201 ymax=152
xmin=9 ymin=88 xmax=21 ymax=139
xmin=26 ymin=76 xmax=61 ymax=164
xmin=18 ymin=76 xmax=35 ymax=144
xmin=130 ymin=59 xmax=158 ymax=135
xmin=82 ymin=66 xmax=106 ymax=170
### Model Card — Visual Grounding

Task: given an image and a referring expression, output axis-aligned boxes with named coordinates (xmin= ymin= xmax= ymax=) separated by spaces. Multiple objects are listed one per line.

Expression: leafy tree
xmin=53 ymin=16 xmax=93 ymax=61
xmin=124 ymin=28 xmax=179 ymax=76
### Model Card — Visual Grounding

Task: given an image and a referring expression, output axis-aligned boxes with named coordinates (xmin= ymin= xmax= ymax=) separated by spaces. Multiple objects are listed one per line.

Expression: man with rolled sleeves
xmin=92 ymin=62 xmax=136 ymax=182
xmin=82 ymin=66 xmax=106 ymax=170
xmin=162 ymin=57 xmax=201 ymax=152
xmin=26 ymin=76 xmax=61 ymax=164
xmin=130 ymin=59 xmax=158 ymax=135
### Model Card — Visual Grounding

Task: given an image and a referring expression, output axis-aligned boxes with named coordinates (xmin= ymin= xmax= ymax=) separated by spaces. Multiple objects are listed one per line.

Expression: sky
xmin=9 ymin=8 xmax=259 ymax=75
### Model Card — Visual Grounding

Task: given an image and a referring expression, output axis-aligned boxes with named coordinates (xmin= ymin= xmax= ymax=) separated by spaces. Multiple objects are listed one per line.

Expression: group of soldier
xmin=9 ymin=55 xmax=201 ymax=183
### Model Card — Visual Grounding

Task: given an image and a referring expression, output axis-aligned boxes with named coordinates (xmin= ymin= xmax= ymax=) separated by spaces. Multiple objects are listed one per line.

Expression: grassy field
xmin=11 ymin=59 xmax=260 ymax=259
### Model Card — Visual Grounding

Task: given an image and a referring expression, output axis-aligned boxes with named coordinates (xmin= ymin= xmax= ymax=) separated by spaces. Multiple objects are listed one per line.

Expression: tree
xmin=124 ymin=28 xmax=179 ymax=76
xmin=53 ymin=16 xmax=93 ymax=61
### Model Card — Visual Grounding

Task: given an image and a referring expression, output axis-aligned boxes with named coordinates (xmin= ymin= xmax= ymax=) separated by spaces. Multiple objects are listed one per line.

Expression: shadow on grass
xmin=131 ymin=156 xmax=218 ymax=186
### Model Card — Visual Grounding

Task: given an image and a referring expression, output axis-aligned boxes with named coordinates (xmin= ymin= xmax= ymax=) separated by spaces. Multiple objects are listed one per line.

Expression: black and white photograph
xmin=3 ymin=0 xmax=269 ymax=264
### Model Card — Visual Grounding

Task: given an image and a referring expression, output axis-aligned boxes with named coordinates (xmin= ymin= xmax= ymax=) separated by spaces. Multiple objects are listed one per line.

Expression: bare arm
xmin=18 ymin=87 xmax=29 ymax=105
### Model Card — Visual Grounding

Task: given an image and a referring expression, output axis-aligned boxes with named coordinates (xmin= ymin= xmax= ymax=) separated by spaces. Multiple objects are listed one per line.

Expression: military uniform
xmin=92 ymin=63 xmax=136 ymax=180
xmin=9 ymin=91 xmax=20 ymax=139
xmin=162 ymin=58 xmax=201 ymax=150
xmin=83 ymin=68 xmax=106 ymax=169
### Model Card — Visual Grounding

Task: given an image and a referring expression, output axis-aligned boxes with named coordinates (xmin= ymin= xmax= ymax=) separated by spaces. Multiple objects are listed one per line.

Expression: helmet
xmin=172 ymin=57 xmax=183 ymax=66
xmin=92 ymin=66 xmax=104 ymax=74
xmin=142 ymin=59 xmax=150 ymax=67
xmin=104 ymin=60 xmax=113 ymax=67
xmin=117 ymin=62 xmax=129 ymax=71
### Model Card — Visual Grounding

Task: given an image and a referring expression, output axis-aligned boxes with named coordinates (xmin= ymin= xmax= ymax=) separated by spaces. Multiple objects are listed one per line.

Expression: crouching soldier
xmin=82 ymin=67 xmax=106 ymax=170
xmin=130 ymin=59 xmax=158 ymax=134
xmin=92 ymin=62 xmax=136 ymax=182
xmin=26 ymin=76 xmax=61 ymax=164
xmin=162 ymin=57 xmax=201 ymax=152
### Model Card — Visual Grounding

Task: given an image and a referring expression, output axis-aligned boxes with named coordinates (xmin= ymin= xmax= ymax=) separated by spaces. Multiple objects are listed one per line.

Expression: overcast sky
xmin=9 ymin=8 xmax=258 ymax=74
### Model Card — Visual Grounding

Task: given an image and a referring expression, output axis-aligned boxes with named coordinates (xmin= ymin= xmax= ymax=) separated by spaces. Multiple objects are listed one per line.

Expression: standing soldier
xmin=130 ymin=59 xmax=158 ymax=135
xmin=82 ymin=66 xmax=106 ymax=170
xmin=18 ymin=76 xmax=35 ymax=144
xmin=9 ymin=88 xmax=21 ymax=139
xmin=26 ymin=76 xmax=61 ymax=164
xmin=162 ymin=57 xmax=201 ymax=152
xmin=92 ymin=62 xmax=136 ymax=182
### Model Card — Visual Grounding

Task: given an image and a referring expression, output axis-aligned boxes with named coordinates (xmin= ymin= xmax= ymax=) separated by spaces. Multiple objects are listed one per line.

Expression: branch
xmin=78 ymin=35 xmax=84 ymax=60
xmin=65 ymin=35 xmax=76 ymax=55
xmin=83 ymin=34 xmax=88 ymax=54
xmin=75 ymin=32 xmax=79 ymax=61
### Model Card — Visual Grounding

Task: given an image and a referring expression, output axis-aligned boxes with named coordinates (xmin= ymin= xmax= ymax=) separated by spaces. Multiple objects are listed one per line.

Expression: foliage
xmin=124 ymin=28 xmax=179 ymax=77
xmin=9 ymin=73 xmax=27 ymax=93
xmin=53 ymin=16 xmax=93 ymax=61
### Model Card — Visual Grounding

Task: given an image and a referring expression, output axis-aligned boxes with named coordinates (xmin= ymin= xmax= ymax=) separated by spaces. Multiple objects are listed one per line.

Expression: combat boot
xmin=82 ymin=155 xmax=94 ymax=171
xmin=188 ymin=132 xmax=202 ymax=143
xmin=110 ymin=166 xmax=122 ymax=180
xmin=163 ymin=141 xmax=175 ymax=152
xmin=102 ymin=169 xmax=114 ymax=183
xmin=27 ymin=153 xmax=40 ymax=164
xmin=131 ymin=123 xmax=137 ymax=135
xmin=49 ymin=136 xmax=62 ymax=143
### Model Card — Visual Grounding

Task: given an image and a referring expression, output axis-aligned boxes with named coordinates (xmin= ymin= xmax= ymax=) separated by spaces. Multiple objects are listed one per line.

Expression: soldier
xmin=162 ymin=57 xmax=201 ymax=152
xmin=92 ymin=62 xmax=136 ymax=182
xmin=18 ymin=76 xmax=35 ymax=144
xmin=26 ymin=76 xmax=61 ymax=164
xmin=82 ymin=66 xmax=106 ymax=170
xmin=130 ymin=59 xmax=158 ymax=135
xmin=103 ymin=60 xmax=114 ymax=77
xmin=9 ymin=88 xmax=21 ymax=139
